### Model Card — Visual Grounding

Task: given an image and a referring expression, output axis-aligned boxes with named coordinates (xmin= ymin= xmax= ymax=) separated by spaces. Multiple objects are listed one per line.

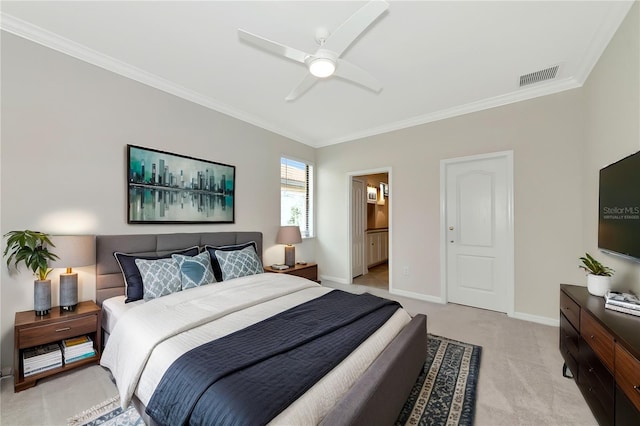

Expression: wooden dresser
xmin=560 ymin=284 xmax=640 ymax=425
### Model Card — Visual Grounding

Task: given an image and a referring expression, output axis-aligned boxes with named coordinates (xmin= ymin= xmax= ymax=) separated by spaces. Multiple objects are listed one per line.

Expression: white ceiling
xmin=0 ymin=1 xmax=634 ymax=148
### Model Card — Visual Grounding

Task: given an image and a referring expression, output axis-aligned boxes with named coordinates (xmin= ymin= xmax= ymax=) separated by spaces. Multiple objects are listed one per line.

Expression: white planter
xmin=587 ymin=274 xmax=611 ymax=297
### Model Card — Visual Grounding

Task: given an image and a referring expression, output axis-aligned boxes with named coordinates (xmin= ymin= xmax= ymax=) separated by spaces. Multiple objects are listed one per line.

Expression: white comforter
xmin=100 ymin=273 xmax=410 ymax=424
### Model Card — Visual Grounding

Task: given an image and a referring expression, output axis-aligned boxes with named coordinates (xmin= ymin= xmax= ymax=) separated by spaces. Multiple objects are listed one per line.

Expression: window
xmin=280 ymin=157 xmax=314 ymax=238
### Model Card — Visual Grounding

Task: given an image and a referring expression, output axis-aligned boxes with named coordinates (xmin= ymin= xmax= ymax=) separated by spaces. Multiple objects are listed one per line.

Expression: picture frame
xmin=367 ymin=186 xmax=378 ymax=204
xmin=380 ymin=182 xmax=389 ymax=198
xmin=127 ymin=144 xmax=235 ymax=224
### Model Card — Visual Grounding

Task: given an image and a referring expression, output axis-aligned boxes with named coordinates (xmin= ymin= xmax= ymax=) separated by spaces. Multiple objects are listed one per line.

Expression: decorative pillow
xmin=172 ymin=251 xmax=215 ymax=289
xmin=204 ymin=241 xmax=259 ymax=282
xmin=114 ymin=246 xmax=199 ymax=303
xmin=135 ymin=258 xmax=181 ymax=301
xmin=214 ymin=245 xmax=264 ymax=281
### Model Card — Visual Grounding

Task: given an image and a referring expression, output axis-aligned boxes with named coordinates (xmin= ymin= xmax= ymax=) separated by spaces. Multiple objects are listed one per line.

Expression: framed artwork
xmin=380 ymin=182 xmax=389 ymax=197
xmin=367 ymin=186 xmax=378 ymax=204
xmin=127 ymin=144 xmax=235 ymax=224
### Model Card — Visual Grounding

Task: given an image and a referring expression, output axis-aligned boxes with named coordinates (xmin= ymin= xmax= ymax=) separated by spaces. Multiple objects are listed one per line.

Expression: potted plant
xmin=3 ymin=230 xmax=59 ymax=315
xmin=579 ymin=252 xmax=614 ymax=296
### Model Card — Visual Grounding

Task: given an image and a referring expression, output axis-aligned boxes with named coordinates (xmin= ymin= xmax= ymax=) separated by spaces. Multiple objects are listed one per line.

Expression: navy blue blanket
xmin=146 ymin=290 xmax=401 ymax=426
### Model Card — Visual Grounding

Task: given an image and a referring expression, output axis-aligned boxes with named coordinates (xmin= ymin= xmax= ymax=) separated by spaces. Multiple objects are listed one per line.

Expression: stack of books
xmin=23 ymin=343 xmax=62 ymax=377
xmin=62 ymin=336 xmax=96 ymax=364
xmin=604 ymin=291 xmax=640 ymax=317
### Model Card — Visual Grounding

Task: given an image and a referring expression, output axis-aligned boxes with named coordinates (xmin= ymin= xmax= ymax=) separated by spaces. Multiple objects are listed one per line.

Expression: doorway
xmin=350 ymin=170 xmax=390 ymax=289
xmin=440 ymin=151 xmax=514 ymax=314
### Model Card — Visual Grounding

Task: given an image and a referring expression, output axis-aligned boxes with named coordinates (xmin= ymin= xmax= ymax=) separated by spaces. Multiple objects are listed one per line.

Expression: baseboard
xmin=320 ymin=275 xmax=350 ymax=285
xmin=511 ymin=311 xmax=559 ymax=327
xmin=390 ymin=288 xmax=445 ymax=304
xmin=1 ymin=366 xmax=13 ymax=378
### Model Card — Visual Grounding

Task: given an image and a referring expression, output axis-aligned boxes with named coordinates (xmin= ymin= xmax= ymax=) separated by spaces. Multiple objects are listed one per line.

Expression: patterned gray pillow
xmin=215 ymin=245 xmax=264 ymax=281
xmin=172 ymin=251 xmax=216 ymax=289
xmin=135 ymin=258 xmax=181 ymax=301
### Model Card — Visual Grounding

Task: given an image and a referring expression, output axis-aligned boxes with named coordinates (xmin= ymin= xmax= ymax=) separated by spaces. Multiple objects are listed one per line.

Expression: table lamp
xmin=50 ymin=235 xmax=95 ymax=311
xmin=276 ymin=226 xmax=302 ymax=267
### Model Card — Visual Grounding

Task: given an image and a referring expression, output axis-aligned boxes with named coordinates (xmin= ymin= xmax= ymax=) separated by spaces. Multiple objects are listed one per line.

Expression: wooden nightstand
xmin=14 ymin=300 xmax=102 ymax=392
xmin=264 ymin=262 xmax=319 ymax=283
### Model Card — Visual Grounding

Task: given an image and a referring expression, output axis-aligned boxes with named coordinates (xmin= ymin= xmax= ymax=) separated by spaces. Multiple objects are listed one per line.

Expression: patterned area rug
xmin=395 ymin=334 xmax=482 ymax=426
xmin=68 ymin=334 xmax=481 ymax=426
xmin=67 ymin=397 xmax=142 ymax=426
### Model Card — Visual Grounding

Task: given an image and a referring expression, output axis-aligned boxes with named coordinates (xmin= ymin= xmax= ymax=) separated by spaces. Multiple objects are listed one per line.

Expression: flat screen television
xmin=598 ymin=150 xmax=640 ymax=261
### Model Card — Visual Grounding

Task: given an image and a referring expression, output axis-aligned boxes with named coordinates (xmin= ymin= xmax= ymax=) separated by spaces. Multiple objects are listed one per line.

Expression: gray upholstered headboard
xmin=95 ymin=232 xmax=263 ymax=306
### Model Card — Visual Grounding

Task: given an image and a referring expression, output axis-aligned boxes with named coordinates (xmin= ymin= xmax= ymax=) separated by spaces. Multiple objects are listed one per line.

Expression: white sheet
xmin=100 ymin=273 xmax=410 ymax=424
xmin=101 ymin=295 xmax=142 ymax=335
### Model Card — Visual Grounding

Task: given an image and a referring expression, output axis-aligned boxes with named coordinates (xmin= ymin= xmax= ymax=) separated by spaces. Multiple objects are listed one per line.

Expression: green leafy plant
xmin=579 ymin=252 xmax=614 ymax=277
xmin=3 ymin=230 xmax=59 ymax=280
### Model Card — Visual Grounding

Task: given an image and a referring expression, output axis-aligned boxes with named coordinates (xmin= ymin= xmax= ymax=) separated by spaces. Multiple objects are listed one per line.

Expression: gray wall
xmin=1 ymin=2 xmax=638 ymax=373
xmin=582 ymin=3 xmax=640 ymax=294
xmin=0 ymin=33 xmax=316 ymax=371
xmin=317 ymin=89 xmax=585 ymax=322
xmin=315 ymin=2 xmax=639 ymax=323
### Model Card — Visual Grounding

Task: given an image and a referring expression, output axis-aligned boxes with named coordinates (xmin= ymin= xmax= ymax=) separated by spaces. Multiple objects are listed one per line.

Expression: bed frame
xmin=95 ymin=231 xmax=427 ymax=426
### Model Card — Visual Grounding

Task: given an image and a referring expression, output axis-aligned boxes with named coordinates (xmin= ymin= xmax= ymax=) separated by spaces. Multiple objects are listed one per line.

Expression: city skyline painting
xmin=127 ymin=144 xmax=235 ymax=224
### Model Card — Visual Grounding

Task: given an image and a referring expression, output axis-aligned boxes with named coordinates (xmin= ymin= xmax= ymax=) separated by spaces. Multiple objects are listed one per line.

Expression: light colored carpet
xmin=0 ymin=364 xmax=116 ymax=426
xmin=1 ymin=279 xmax=596 ymax=426
xmin=326 ymin=281 xmax=597 ymax=426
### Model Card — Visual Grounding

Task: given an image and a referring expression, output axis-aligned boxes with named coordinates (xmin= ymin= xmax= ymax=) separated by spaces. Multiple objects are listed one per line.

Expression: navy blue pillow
xmin=114 ymin=246 xmax=199 ymax=303
xmin=204 ymin=241 xmax=259 ymax=282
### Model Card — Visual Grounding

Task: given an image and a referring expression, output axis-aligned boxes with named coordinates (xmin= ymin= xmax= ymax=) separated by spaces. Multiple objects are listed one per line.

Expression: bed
xmin=96 ymin=231 xmax=427 ymax=426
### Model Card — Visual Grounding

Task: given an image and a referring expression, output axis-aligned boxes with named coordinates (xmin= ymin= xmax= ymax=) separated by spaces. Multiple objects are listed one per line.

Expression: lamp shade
xmin=49 ymin=235 xmax=95 ymax=311
xmin=49 ymin=235 xmax=96 ymax=269
xmin=276 ymin=226 xmax=302 ymax=245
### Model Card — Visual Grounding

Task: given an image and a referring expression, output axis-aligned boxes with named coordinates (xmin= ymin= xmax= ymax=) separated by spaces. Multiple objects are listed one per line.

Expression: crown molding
xmin=0 ymin=12 xmax=310 ymax=146
xmin=317 ymin=77 xmax=583 ymax=147
xmin=2 ymin=2 xmax=633 ymax=150
xmin=573 ymin=1 xmax=635 ymax=84
xmin=310 ymin=1 xmax=636 ymax=148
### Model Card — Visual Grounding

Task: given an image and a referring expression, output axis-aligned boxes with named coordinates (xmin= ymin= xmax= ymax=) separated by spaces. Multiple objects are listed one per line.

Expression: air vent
xmin=519 ymin=65 xmax=559 ymax=87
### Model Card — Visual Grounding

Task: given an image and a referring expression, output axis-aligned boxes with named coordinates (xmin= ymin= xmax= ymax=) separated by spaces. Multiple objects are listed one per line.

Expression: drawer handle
xmin=634 ymin=385 xmax=640 ymax=394
xmin=590 ymin=335 xmax=595 ymax=340
xmin=55 ymin=327 xmax=71 ymax=332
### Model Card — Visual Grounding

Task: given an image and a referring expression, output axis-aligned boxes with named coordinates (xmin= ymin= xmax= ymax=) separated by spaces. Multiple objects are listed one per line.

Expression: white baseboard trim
xmin=510 ymin=311 xmax=559 ymax=327
xmin=320 ymin=275 xmax=350 ymax=285
xmin=390 ymin=288 xmax=445 ymax=304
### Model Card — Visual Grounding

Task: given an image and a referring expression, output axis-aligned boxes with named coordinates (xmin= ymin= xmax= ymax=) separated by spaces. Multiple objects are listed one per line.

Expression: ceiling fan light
xmin=309 ymin=58 xmax=335 ymax=78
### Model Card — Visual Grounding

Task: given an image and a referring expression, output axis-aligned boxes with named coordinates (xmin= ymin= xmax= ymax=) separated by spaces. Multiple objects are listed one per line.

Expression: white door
xmin=443 ymin=152 xmax=513 ymax=313
xmin=351 ymin=178 xmax=366 ymax=278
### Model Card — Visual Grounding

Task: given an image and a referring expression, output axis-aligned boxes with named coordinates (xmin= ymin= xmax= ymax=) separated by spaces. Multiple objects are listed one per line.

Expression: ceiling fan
xmin=238 ymin=0 xmax=389 ymax=101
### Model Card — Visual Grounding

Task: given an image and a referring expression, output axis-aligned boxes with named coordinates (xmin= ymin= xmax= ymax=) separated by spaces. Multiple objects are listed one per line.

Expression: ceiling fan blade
xmin=334 ymin=59 xmax=382 ymax=92
xmin=285 ymin=73 xmax=318 ymax=101
xmin=323 ymin=0 xmax=389 ymax=57
xmin=238 ymin=29 xmax=308 ymax=64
